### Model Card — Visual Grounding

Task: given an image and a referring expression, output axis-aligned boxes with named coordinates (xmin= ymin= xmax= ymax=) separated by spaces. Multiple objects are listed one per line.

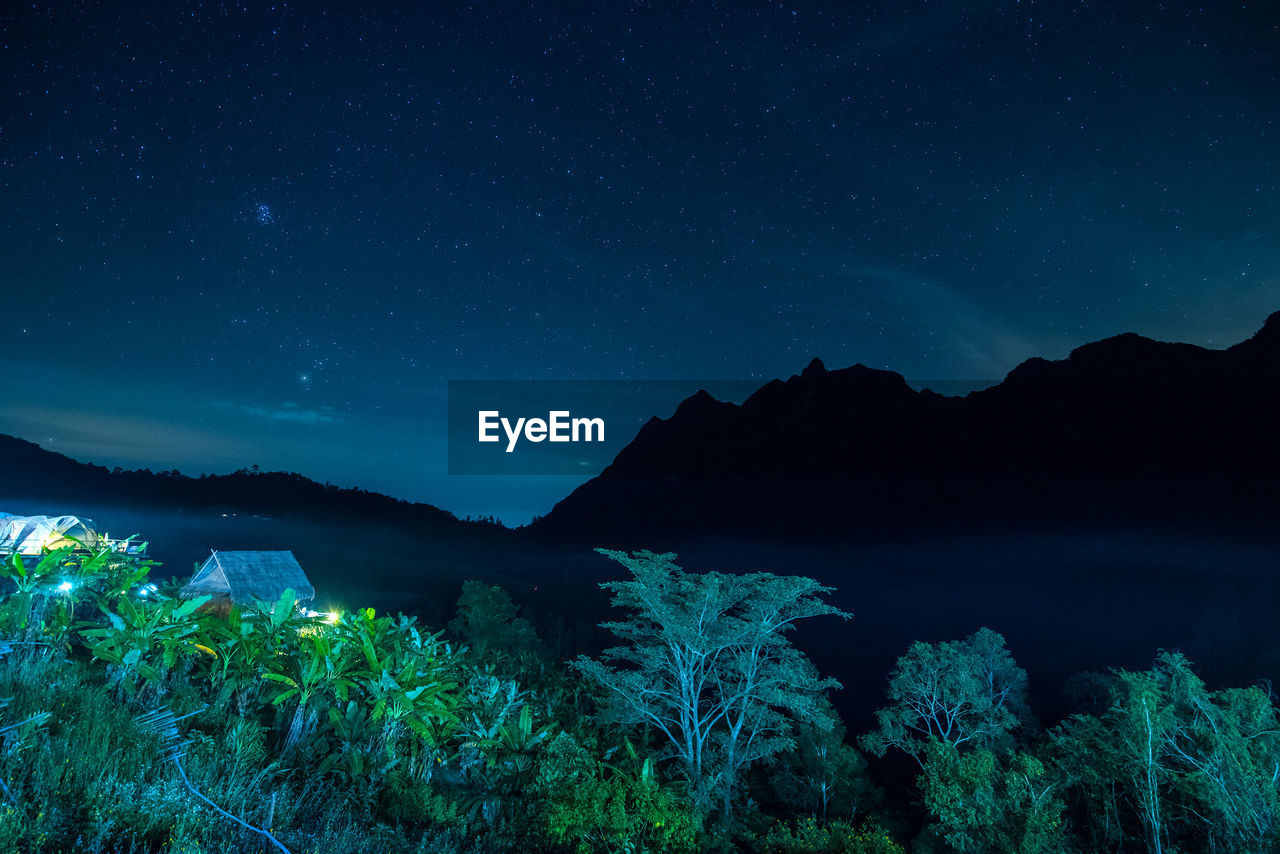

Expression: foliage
xmin=917 ymin=739 xmax=1070 ymax=854
xmin=745 ymin=817 xmax=907 ymax=854
xmin=80 ymin=591 xmax=211 ymax=697
xmin=575 ymin=549 xmax=851 ymax=825
xmin=861 ymin=627 xmax=1030 ymax=768
xmin=0 ymin=542 xmax=158 ymax=647
xmin=530 ymin=731 xmax=700 ymax=854
xmin=449 ymin=579 xmax=542 ymax=664
xmin=768 ymin=697 xmax=880 ymax=825
xmin=1048 ymin=651 xmax=1280 ymax=854
xmin=7 ymin=532 xmax=1280 ymax=854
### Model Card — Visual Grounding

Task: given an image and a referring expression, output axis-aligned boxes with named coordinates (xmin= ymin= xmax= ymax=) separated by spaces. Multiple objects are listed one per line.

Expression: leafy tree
xmin=861 ymin=628 xmax=1029 ymax=768
xmin=917 ymin=739 xmax=1069 ymax=854
xmin=574 ymin=549 xmax=850 ymax=824
xmin=449 ymin=580 xmax=541 ymax=664
xmin=769 ymin=696 xmax=879 ymax=825
xmin=1049 ymin=652 xmax=1280 ymax=854
xmin=1175 ymin=681 xmax=1280 ymax=852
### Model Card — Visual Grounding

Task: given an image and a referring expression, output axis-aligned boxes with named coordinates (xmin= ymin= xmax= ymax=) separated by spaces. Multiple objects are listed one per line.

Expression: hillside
xmin=0 ymin=436 xmax=520 ymax=620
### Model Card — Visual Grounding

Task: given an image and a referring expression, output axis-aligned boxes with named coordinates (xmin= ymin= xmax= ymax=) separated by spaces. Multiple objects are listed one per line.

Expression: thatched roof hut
xmin=180 ymin=550 xmax=315 ymax=605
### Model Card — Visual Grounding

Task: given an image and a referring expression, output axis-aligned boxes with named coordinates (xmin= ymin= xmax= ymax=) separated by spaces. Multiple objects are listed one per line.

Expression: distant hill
xmin=0 ymin=435 xmax=521 ymax=619
xmin=0 ymin=433 xmax=478 ymax=531
xmin=531 ymin=312 xmax=1280 ymax=542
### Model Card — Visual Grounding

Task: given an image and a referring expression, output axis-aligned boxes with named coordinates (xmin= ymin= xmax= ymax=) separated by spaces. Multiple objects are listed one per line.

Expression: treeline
xmin=0 ymin=433 xmax=498 ymax=534
xmin=1 ymin=545 xmax=1277 ymax=853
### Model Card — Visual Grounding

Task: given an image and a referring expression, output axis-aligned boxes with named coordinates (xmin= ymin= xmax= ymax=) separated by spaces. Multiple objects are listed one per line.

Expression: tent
xmin=0 ymin=514 xmax=100 ymax=555
xmin=180 ymin=550 xmax=316 ymax=605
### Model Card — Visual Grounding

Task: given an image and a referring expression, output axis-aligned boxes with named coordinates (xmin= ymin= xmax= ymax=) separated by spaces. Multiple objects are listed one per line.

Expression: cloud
xmin=214 ymin=400 xmax=342 ymax=426
xmin=241 ymin=402 xmax=342 ymax=425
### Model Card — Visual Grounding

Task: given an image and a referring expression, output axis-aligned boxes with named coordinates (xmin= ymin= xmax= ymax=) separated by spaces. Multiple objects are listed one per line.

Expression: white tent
xmin=0 ymin=514 xmax=100 ymax=555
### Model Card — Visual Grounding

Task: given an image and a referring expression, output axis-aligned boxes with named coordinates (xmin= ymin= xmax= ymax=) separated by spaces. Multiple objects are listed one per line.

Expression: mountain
xmin=0 ymin=435 xmax=520 ymax=619
xmin=0 ymin=433 xmax=467 ymax=528
xmin=531 ymin=312 xmax=1280 ymax=542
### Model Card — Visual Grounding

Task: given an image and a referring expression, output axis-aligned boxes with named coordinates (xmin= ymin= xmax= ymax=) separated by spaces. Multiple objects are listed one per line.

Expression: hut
xmin=180 ymin=550 xmax=315 ymax=606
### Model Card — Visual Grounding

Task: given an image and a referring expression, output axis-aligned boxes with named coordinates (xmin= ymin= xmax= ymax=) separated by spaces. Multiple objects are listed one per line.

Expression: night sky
xmin=2 ymin=2 xmax=1278 ymax=523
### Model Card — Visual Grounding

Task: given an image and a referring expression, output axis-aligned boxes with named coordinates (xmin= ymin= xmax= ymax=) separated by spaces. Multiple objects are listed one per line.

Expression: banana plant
xmin=321 ymin=700 xmax=399 ymax=786
xmin=80 ymin=593 xmax=212 ymax=697
xmin=196 ymin=605 xmax=273 ymax=713
xmin=51 ymin=541 xmax=154 ymax=647
xmin=455 ymin=700 xmax=557 ymax=826
xmin=604 ymin=737 xmax=658 ymax=787
xmin=339 ymin=608 xmax=462 ymax=759
xmin=263 ymin=631 xmax=356 ymax=751
xmin=73 ymin=538 xmax=156 ymax=604
xmin=0 ymin=547 xmax=76 ymax=594
xmin=0 ymin=547 xmax=78 ymax=642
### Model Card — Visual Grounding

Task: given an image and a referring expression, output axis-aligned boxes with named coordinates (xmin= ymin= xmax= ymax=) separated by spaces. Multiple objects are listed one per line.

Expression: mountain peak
xmin=1067 ymin=331 xmax=1154 ymax=362
xmin=801 ymin=357 xmax=827 ymax=379
xmin=670 ymin=388 xmax=728 ymax=418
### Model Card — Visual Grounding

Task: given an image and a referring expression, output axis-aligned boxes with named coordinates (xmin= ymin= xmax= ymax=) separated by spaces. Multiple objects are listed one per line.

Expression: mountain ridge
xmin=4 ymin=313 xmax=1280 ymax=546
xmin=0 ymin=431 xmax=499 ymax=534
xmin=531 ymin=312 xmax=1280 ymax=540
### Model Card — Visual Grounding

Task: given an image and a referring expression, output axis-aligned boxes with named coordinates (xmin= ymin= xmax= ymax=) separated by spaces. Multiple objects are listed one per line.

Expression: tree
xmin=769 ymin=695 xmax=879 ymax=824
xmin=1049 ymin=652 xmax=1280 ymax=854
xmin=861 ymin=628 xmax=1029 ymax=768
xmin=573 ymin=549 xmax=850 ymax=824
xmin=449 ymin=580 xmax=540 ymax=663
xmin=918 ymin=739 xmax=1069 ymax=854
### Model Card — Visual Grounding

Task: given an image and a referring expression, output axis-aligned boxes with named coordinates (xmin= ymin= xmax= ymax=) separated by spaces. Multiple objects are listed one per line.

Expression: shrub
xmin=746 ymin=817 xmax=907 ymax=854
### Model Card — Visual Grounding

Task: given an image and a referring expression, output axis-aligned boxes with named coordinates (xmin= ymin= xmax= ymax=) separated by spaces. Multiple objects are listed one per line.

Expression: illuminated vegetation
xmin=1 ymin=544 xmax=1277 ymax=852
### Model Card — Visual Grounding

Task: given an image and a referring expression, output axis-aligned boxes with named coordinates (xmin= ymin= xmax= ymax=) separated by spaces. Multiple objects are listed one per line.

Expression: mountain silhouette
xmin=0 ymin=432 xmax=479 ymax=532
xmin=531 ymin=312 xmax=1280 ymax=541
xmin=0 ymin=434 xmax=521 ymax=619
xmin=6 ymin=313 xmax=1280 ymax=551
